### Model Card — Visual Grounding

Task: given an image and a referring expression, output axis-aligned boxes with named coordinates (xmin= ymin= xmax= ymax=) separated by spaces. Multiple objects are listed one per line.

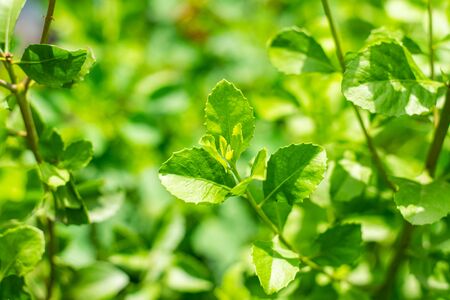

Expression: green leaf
xmin=61 ymin=140 xmax=94 ymax=171
xmin=312 ymin=224 xmax=362 ymax=267
xmin=18 ymin=44 xmax=95 ymax=88
xmin=39 ymin=162 xmax=70 ymax=188
xmin=0 ymin=0 xmax=26 ymax=52
xmin=0 ymin=225 xmax=45 ymax=280
xmin=342 ymin=41 xmax=445 ymax=116
xmin=251 ymin=148 xmax=267 ymax=180
xmin=263 ymin=144 xmax=327 ymax=205
xmin=205 ymin=80 xmax=255 ymax=156
xmin=39 ymin=128 xmax=64 ymax=163
xmin=54 ymin=180 xmax=90 ymax=225
xmin=393 ymin=178 xmax=450 ymax=225
xmin=268 ymin=27 xmax=336 ymax=74
xmin=199 ymin=134 xmax=228 ymax=169
xmin=0 ymin=275 xmax=31 ymax=300
xmin=67 ymin=262 xmax=129 ymax=300
xmin=159 ymin=148 xmax=235 ymax=204
xmin=252 ymin=236 xmax=300 ymax=295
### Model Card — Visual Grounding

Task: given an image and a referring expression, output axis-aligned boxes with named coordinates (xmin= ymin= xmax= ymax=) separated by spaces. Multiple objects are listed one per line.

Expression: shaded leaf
xmin=61 ymin=140 xmax=93 ymax=171
xmin=312 ymin=224 xmax=362 ymax=267
xmin=263 ymin=144 xmax=327 ymax=205
xmin=18 ymin=44 xmax=95 ymax=87
xmin=268 ymin=27 xmax=336 ymax=74
xmin=0 ymin=275 xmax=31 ymax=300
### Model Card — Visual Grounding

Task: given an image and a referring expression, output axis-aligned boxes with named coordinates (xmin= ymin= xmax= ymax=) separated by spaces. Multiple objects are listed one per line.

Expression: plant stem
xmin=45 ymin=218 xmax=56 ymax=300
xmin=427 ymin=0 xmax=434 ymax=80
xmin=229 ymin=164 xmax=343 ymax=282
xmin=426 ymin=87 xmax=450 ymax=177
xmin=320 ymin=0 xmax=395 ymax=191
xmin=427 ymin=0 xmax=439 ymax=126
xmin=376 ymin=86 xmax=450 ymax=299
xmin=40 ymin=0 xmax=57 ymax=44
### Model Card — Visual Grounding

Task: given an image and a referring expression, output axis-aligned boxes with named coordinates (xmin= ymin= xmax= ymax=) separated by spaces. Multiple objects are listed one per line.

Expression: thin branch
xmin=320 ymin=0 xmax=396 ymax=191
xmin=427 ymin=0 xmax=435 ymax=80
xmin=40 ymin=0 xmax=57 ymax=44
xmin=228 ymin=164 xmax=346 ymax=283
xmin=425 ymin=87 xmax=450 ymax=177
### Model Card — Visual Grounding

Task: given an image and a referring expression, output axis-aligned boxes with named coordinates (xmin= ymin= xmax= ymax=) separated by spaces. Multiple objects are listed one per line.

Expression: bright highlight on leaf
xmin=159 ymin=148 xmax=235 ymax=204
xmin=393 ymin=178 xmax=450 ymax=225
xmin=268 ymin=27 xmax=336 ymax=74
xmin=342 ymin=41 xmax=445 ymax=116
xmin=18 ymin=44 xmax=95 ymax=87
xmin=252 ymin=236 xmax=300 ymax=295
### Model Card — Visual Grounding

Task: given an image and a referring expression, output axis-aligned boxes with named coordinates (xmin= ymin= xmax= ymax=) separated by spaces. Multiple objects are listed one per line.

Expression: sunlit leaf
xmin=0 ymin=225 xmax=44 ymax=279
xmin=159 ymin=148 xmax=235 ymax=204
xmin=394 ymin=178 xmax=450 ymax=225
xmin=205 ymin=80 xmax=255 ymax=156
xmin=342 ymin=41 xmax=445 ymax=116
xmin=252 ymin=236 xmax=299 ymax=295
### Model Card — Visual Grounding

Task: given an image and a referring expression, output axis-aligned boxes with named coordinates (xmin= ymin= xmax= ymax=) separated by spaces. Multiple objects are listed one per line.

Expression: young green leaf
xmin=252 ymin=236 xmax=300 ymax=295
xmin=263 ymin=144 xmax=327 ymax=205
xmin=199 ymin=134 xmax=228 ymax=169
xmin=159 ymin=148 xmax=235 ymax=204
xmin=0 ymin=0 xmax=26 ymax=53
xmin=18 ymin=44 xmax=95 ymax=87
xmin=251 ymin=148 xmax=267 ymax=180
xmin=342 ymin=41 xmax=445 ymax=116
xmin=61 ymin=140 xmax=94 ymax=171
xmin=205 ymin=80 xmax=255 ymax=157
xmin=0 ymin=225 xmax=45 ymax=280
xmin=268 ymin=27 xmax=336 ymax=74
xmin=311 ymin=224 xmax=362 ymax=267
xmin=393 ymin=178 xmax=450 ymax=225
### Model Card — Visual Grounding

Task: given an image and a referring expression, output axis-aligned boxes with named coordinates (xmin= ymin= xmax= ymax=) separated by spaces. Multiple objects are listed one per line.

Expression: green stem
xmin=228 ymin=164 xmax=344 ymax=282
xmin=45 ymin=218 xmax=56 ymax=300
xmin=320 ymin=0 xmax=395 ymax=191
xmin=426 ymin=87 xmax=450 ymax=177
xmin=427 ymin=0 xmax=434 ymax=80
xmin=376 ymin=86 xmax=450 ymax=298
xmin=40 ymin=0 xmax=57 ymax=44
